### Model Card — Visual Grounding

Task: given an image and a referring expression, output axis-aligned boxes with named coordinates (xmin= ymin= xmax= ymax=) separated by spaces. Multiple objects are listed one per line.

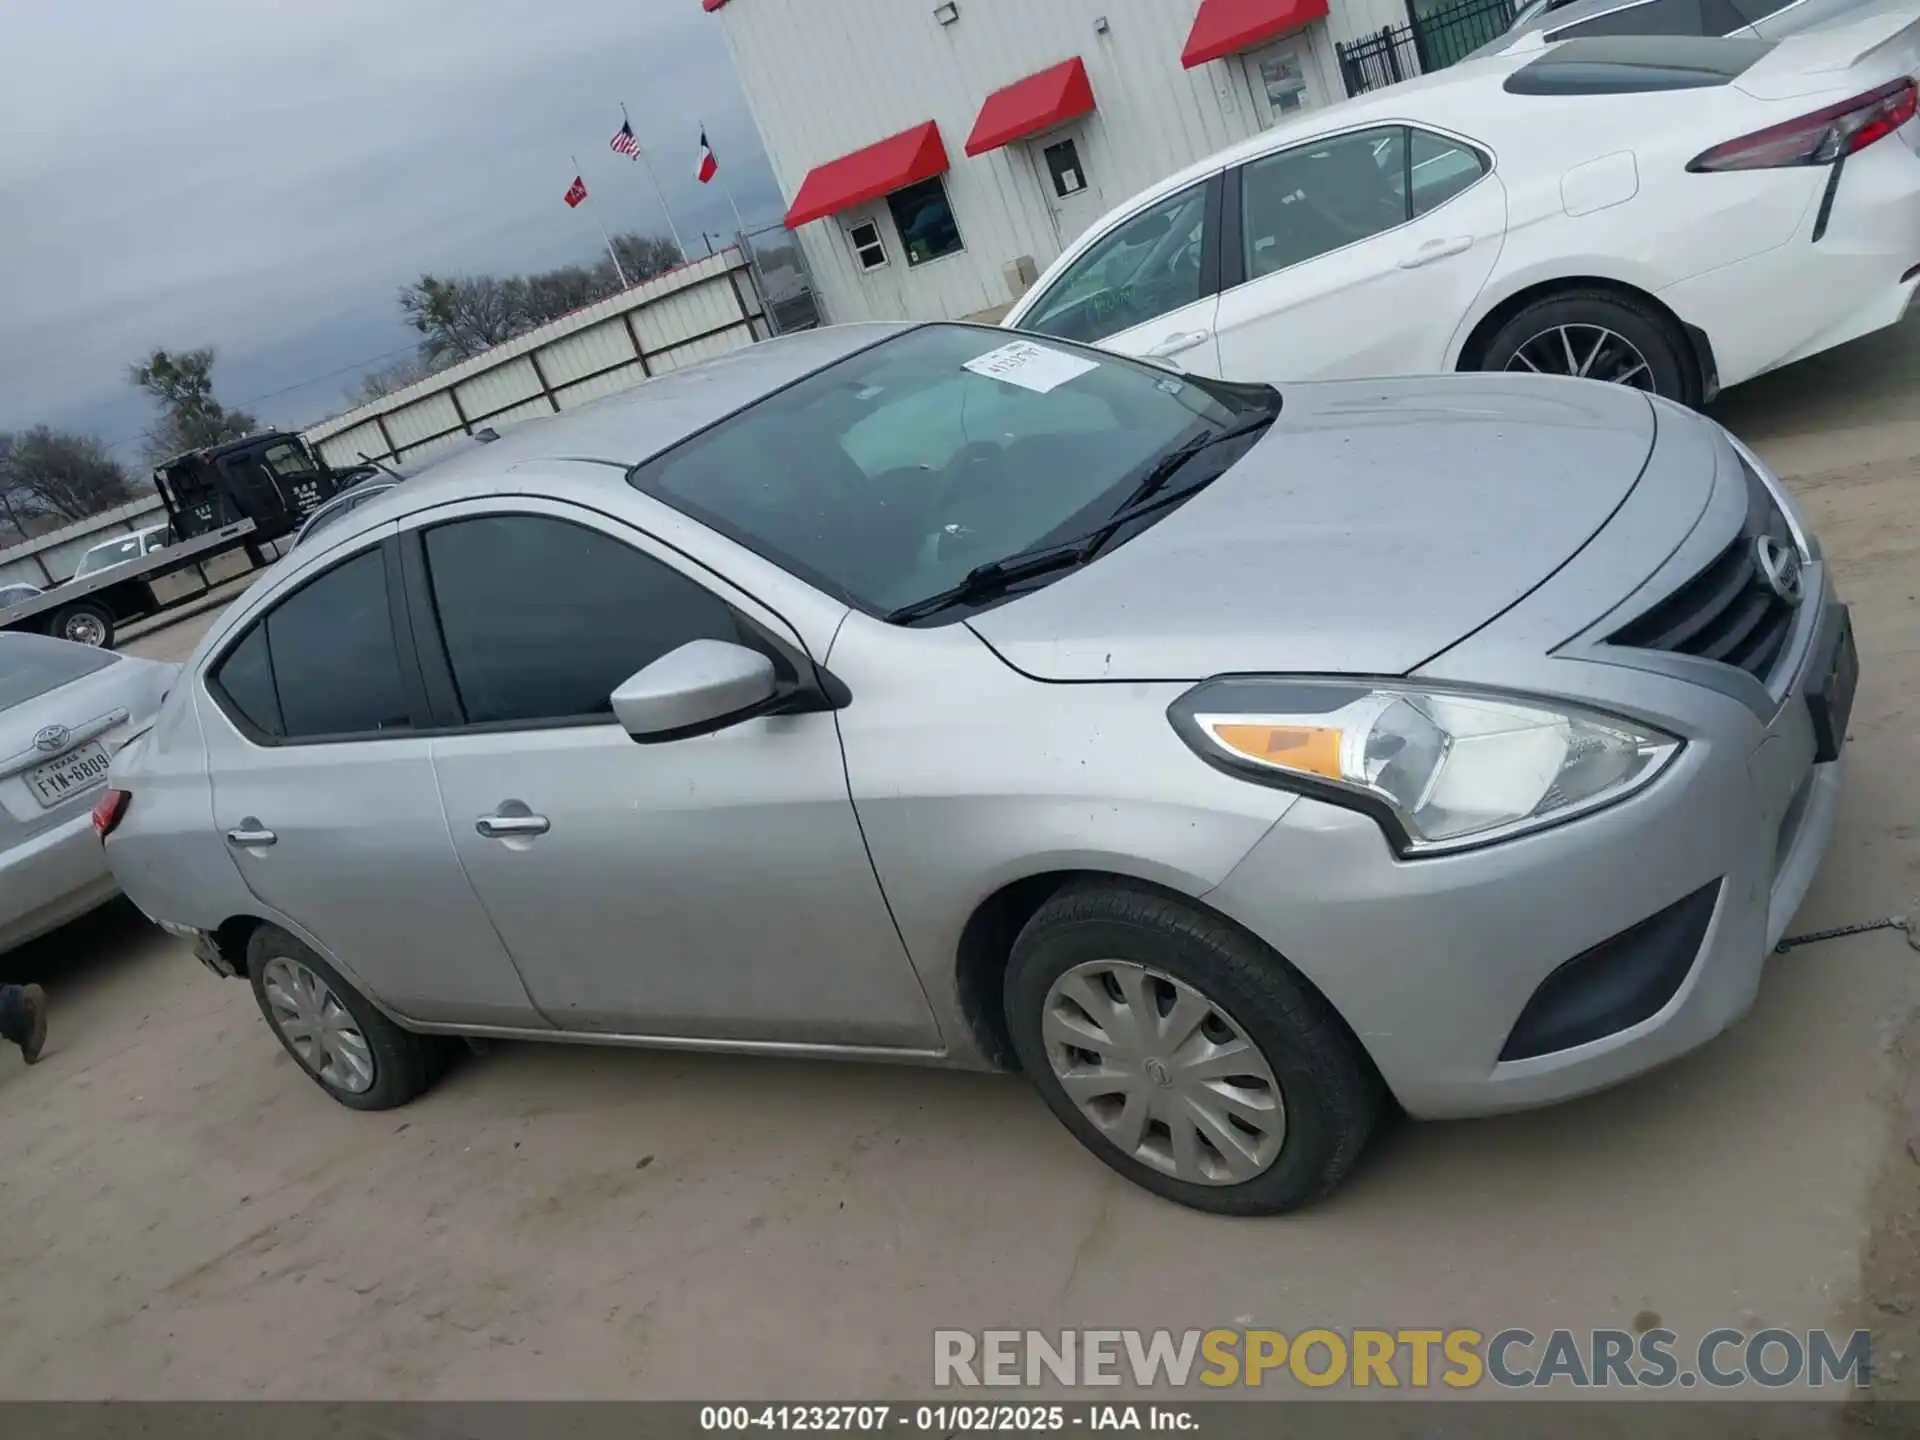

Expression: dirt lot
xmin=2 ymin=318 xmax=1918 ymax=1406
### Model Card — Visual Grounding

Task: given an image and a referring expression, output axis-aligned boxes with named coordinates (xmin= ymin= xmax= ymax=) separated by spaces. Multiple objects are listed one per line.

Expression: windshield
xmin=628 ymin=324 xmax=1276 ymax=620
xmin=73 ymin=536 xmax=145 ymax=577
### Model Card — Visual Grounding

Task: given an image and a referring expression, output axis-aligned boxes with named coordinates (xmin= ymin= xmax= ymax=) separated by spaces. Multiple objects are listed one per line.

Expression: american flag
xmin=610 ymin=118 xmax=641 ymax=161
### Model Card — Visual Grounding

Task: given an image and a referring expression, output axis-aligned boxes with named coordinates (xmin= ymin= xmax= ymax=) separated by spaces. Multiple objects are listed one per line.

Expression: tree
xmin=350 ymin=354 xmax=439 ymax=406
xmin=399 ymin=275 xmax=531 ymax=364
xmin=128 ymin=348 xmax=259 ymax=462
xmin=0 ymin=427 xmax=135 ymax=525
xmin=396 ymin=233 xmax=683 ymax=366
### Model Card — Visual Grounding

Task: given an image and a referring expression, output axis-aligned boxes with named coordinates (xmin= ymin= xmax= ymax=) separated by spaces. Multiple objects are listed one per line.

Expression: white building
xmin=708 ymin=0 xmax=1410 ymax=325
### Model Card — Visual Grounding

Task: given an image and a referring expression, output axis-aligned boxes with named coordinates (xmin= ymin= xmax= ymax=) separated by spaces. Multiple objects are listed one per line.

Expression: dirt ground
xmin=1 ymin=316 xmax=1917 ymax=1407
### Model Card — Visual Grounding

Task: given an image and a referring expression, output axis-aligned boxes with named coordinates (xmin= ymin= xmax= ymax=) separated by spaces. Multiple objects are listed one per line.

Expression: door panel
xmin=432 ymin=716 xmax=939 ymax=1044
xmin=407 ymin=502 xmax=940 ymax=1048
xmin=1033 ymin=126 xmax=1106 ymax=248
xmin=199 ymin=537 xmax=541 ymax=1027
xmin=1215 ymin=128 xmax=1507 ymax=384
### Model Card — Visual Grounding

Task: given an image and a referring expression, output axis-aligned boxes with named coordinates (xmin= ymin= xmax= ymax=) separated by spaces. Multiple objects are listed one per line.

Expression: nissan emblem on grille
xmin=32 ymin=724 xmax=71 ymax=754
xmin=1754 ymin=535 xmax=1804 ymax=606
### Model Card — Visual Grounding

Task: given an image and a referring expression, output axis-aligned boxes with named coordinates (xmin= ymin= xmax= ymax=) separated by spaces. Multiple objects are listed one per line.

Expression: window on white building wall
xmin=1043 ymin=139 xmax=1088 ymax=198
xmin=886 ymin=177 xmax=964 ymax=267
xmin=1257 ymin=49 xmax=1310 ymax=116
xmin=845 ymin=218 xmax=889 ymax=272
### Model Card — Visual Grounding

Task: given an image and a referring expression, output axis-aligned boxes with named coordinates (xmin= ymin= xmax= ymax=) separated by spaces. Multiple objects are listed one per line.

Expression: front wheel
xmin=49 ymin=601 xmax=114 ymax=649
xmin=1474 ymin=289 xmax=1698 ymax=406
xmin=246 ymin=925 xmax=454 ymax=1111
xmin=1005 ymin=882 xmax=1382 ymax=1215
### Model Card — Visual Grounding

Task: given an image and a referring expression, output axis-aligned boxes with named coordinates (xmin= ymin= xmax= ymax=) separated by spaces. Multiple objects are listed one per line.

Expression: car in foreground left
xmin=0 ymin=634 xmax=176 ymax=952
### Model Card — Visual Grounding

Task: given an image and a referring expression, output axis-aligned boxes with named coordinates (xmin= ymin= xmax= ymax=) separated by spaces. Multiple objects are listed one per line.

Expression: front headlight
xmin=1170 ymin=678 xmax=1681 ymax=856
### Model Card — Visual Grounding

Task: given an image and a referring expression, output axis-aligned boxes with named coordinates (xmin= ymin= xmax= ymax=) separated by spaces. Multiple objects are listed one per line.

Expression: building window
xmin=1042 ymin=138 xmax=1088 ymax=198
xmin=845 ymin=218 xmax=889 ymax=272
xmin=886 ymin=177 xmax=964 ymax=267
xmin=1256 ymin=49 xmax=1309 ymax=115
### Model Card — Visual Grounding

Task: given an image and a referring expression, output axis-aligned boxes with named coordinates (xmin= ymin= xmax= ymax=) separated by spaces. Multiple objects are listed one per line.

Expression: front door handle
xmin=226 ymin=821 xmax=277 ymax=847
xmin=476 ymin=813 xmax=551 ymax=839
xmin=1397 ymin=236 xmax=1474 ymax=269
xmin=1145 ymin=328 xmax=1212 ymax=358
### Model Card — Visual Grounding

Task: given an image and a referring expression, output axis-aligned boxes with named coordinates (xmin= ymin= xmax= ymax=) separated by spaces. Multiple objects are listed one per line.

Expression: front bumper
xmin=0 ymin=808 xmax=117 ymax=953
xmin=1205 ymin=589 xmax=1850 ymax=1120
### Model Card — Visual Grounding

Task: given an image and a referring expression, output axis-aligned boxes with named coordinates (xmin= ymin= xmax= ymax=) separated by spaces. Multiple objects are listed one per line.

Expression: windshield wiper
xmin=884 ymin=544 xmax=1095 ymax=625
xmin=884 ymin=409 xmax=1278 ymax=626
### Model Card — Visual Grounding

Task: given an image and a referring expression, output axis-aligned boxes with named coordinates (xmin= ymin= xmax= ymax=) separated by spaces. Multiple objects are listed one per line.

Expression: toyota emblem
xmin=32 ymin=724 xmax=71 ymax=754
xmin=1754 ymin=535 xmax=1804 ymax=607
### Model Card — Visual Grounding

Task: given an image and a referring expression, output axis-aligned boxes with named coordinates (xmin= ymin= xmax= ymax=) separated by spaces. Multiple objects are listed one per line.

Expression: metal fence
xmin=304 ymin=247 xmax=770 ymax=471
xmin=740 ymin=223 xmax=824 ymax=334
xmin=1337 ymin=0 xmax=1517 ymax=95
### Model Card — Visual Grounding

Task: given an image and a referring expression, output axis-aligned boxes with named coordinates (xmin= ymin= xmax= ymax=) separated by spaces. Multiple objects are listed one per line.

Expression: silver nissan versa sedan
xmin=100 ymin=322 xmax=1853 ymax=1213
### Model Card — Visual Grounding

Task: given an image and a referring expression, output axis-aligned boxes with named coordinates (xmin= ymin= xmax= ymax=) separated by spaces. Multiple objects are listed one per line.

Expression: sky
xmin=0 ymin=0 xmax=786 ymax=463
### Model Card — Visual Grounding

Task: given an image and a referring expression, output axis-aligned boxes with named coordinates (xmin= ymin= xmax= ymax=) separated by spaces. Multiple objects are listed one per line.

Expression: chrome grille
xmin=1607 ymin=461 xmax=1799 ymax=682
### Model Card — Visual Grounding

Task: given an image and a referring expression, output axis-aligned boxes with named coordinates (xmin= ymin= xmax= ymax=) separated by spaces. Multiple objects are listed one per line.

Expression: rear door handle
xmin=226 ymin=822 xmax=277 ymax=847
xmin=476 ymin=814 xmax=551 ymax=839
xmin=1397 ymin=237 xmax=1474 ymax=269
xmin=1145 ymin=328 xmax=1212 ymax=358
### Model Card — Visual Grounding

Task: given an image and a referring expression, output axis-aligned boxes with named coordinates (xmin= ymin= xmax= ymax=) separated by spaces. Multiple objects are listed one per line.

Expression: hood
xmin=967 ymin=374 xmax=1655 ymax=682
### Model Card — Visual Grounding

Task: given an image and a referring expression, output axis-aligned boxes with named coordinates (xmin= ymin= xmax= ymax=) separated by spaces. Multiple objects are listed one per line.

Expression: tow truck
xmin=0 ymin=431 xmax=371 ymax=650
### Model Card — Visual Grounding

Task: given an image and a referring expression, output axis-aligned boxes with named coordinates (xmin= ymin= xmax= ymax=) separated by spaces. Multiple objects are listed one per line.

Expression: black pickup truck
xmin=0 ymin=431 xmax=369 ymax=650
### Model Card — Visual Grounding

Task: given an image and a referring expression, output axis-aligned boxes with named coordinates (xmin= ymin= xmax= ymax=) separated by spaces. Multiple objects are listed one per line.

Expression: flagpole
xmin=702 ymin=118 xmax=749 ymax=246
xmin=624 ymin=104 xmax=689 ymax=261
xmin=574 ymin=153 xmax=631 ymax=289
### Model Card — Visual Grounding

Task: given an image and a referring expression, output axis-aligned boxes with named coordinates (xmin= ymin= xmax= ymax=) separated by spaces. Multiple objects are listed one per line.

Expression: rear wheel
xmin=49 ymin=601 xmax=113 ymax=649
xmin=245 ymin=925 xmax=453 ymax=1111
xmin=1474 ymin=289 xmax=1698 ymax=406
xmin=1005 ymin=882 xmax=1381 ymax=1215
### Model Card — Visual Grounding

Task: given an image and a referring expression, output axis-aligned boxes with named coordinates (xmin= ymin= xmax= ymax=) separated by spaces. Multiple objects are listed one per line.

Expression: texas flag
xmin=696 ymin=129 xmax=718 ymax=184
xmin=563 ymin=174 xmax=588 ymax=208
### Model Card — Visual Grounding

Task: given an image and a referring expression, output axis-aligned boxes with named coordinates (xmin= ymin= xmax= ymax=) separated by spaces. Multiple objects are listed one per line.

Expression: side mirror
xmin=611 ymin=639 xmax=779 ymax=742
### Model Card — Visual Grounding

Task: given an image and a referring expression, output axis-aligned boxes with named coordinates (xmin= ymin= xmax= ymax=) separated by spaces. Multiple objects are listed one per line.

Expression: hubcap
xmin=1041 ymin=960 xmax=1284 ymax=1186
xmin=63 ymin=612 xmax=107 ymax=647
xmin=261 ymin=956 xmax=374 ymax=1095
xmin=1505 ymin=324 xmax=1654 ymax=391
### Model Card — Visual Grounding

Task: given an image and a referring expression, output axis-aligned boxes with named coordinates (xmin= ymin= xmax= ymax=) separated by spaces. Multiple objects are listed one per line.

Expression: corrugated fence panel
xmin=315 ymin=420 xmax=390 ymax=468
xmin=454 ymin=357 xmax=544 ymax=424
xmin=556 ymin=362 xmax=649 ymax=408
xmin=385 ymin=392 xmax=463 ymax=450
xmin=633 ymin=276 xmax=748 ymax=354
xmin=539 ymin=320 xmax=638 ymax=386
xmin=649 ymin=328 xmax=757 ymax=374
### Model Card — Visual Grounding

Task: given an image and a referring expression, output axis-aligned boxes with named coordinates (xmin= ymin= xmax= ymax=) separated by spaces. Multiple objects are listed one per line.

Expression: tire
xmin=246 ymin=925 xmax=453 ymax=1111
xmin=1473 ymin=289 xmax=1699 ymax=407
xmin=1005 ymin=882 xmax=1381 ymax=1215
xmin=49 ymin=601 xmax=114 ymax=649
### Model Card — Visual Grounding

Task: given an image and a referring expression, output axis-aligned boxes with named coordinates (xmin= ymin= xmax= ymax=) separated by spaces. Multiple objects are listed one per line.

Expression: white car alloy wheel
xmin=1041 ymin=958 xmax=1285 ymax=1185
xmin=260 ymin=955 xmax=376 ymax=1094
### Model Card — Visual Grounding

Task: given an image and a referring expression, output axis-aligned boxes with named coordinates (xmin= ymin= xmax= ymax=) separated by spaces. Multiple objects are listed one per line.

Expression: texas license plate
xmin=1806 ymin=609 xmax=1858 ymax=765
xmin=27 ymin=742 xmax=112 ymax=808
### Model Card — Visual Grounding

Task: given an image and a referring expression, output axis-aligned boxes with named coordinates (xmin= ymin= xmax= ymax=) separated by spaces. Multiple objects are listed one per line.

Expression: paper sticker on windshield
xmin=963 ymin=340 xmax=1099 ymax=393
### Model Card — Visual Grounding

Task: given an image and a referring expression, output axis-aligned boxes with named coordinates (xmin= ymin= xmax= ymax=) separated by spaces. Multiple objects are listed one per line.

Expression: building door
xmin=1245 ymin=37 xmax=1330 ymax=128
xmin=1032 ymin=127 xmax=1105 ymax=249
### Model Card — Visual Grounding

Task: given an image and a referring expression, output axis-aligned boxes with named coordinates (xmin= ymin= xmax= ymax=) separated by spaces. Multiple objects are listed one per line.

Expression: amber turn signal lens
xmin=1207 ymin=723 xmax=1344 ymax=779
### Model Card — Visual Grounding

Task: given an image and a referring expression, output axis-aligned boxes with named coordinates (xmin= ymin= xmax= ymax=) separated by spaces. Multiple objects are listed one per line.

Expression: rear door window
xmin=211 ymin=547 xmax=414 ymax=741
xmin=1237 ymin=127 xmax=1409 ymax=282
xmin=1549 ymin=0 xmax=1714 ymax=38
xmin=1409 ymin=131 xmax=1490 ymax=216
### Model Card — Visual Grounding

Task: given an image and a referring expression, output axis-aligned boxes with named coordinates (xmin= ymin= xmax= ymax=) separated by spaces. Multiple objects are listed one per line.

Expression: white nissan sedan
xmin=1004 ymin=16 xmax=1920 ymax=405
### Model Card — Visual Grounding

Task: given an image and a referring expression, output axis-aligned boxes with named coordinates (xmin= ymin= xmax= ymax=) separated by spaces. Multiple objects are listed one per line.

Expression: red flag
xmin=696 ymin=130 xmax=718 ymax=184
xmin=563 ymin=174 xmax=588 ymax=208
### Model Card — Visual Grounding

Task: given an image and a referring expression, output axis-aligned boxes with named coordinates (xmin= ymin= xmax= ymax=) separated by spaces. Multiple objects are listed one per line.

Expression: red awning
xmin=1180 ymin=0 xmax=1331 ymax=68
xmin=784 ymin=122 xmax=950 ymax=228
xmin=964 ymin=57 xmax=1096 ymax=157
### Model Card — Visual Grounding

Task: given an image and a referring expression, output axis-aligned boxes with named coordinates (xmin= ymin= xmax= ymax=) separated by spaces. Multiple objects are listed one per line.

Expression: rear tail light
xmin=1687 ymin=79 xmax=1917 ymax=172
xmin=92 ymin=789 xmax=130 ymax=842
